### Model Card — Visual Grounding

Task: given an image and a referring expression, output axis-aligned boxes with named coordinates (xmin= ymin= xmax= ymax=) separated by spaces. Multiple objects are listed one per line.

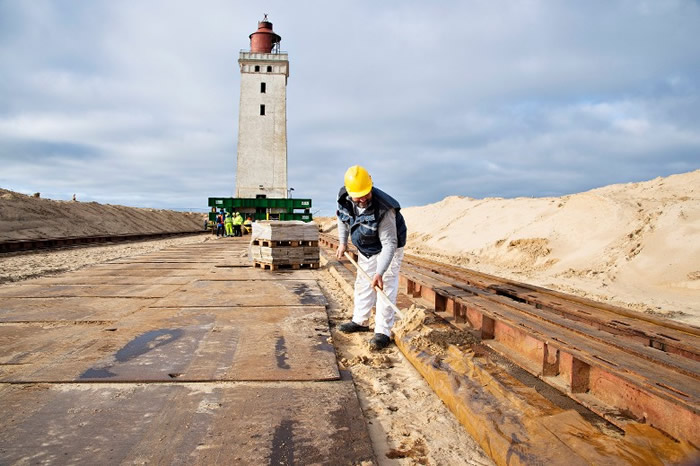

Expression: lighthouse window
xmin=267 ymin=66 xmax=272 ymax=72
xmin=254 ymin=65 xmax=260 ymax=72
xmin=261 ymin=82 xmax=266 ymax=93
xmin=260 ymin=104 xmax=266 ymax=115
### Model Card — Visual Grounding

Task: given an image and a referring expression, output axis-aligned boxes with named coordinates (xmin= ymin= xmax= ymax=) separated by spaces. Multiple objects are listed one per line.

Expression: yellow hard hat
xmin=344 ymin=165 xmax=372 ymax=198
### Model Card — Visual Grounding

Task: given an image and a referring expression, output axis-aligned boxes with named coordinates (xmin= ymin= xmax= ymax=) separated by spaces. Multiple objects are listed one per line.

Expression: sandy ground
xmin=319 ymin=170 xmax=700 ymax=326
xmin=317 ymin=270 xmax=494 ymax=465
xmin=0 ymin=235 xmax=210 ymax=284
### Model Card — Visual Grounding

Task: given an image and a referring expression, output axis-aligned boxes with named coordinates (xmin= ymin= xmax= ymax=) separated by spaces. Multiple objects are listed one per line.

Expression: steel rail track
xmin=0 ymin=230 xmax=209 ymax=254
xmin=319 ymin=232 xmax=700 ymax=445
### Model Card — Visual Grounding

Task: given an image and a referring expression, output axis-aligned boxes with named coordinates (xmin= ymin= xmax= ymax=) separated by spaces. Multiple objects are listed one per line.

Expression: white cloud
xmin=1 ymin=0 xmax=699 ymax=215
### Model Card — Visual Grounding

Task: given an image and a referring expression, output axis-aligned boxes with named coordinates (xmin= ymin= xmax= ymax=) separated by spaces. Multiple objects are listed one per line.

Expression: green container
xmin=208 ymin=197 xmax=313 ymax=222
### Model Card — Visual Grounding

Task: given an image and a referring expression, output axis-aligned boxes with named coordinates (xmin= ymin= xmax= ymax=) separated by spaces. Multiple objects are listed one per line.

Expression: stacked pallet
xmin=250 ymin=221 xmax=320 ymax=270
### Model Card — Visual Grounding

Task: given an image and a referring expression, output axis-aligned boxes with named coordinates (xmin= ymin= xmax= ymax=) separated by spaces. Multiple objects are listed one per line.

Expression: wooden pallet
xmin=254 ymin=261 xmax=320 ymax=271
xmin=252 ymin=239 xmax=319 ymax=248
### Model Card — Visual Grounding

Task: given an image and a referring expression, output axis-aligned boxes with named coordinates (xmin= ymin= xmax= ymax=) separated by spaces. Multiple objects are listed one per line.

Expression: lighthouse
xmin=207 ymin=17 xmax=311 ymax=222
xmin=235 ymin=17 xmax=289 ymax=199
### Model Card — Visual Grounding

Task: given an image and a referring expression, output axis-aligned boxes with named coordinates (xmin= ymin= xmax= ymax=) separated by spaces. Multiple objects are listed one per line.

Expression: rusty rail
xmin=319 ymin=233 xmax=700 ymax=445
xmin=0 ymin=231 xmax=208 ymax=254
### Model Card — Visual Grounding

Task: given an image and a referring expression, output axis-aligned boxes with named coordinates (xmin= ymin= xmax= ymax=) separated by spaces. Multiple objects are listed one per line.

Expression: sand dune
xmin=400 ymin=170 xmax=700 ymax=324
xmin=0 ymin=189 xmax=204 ymax=240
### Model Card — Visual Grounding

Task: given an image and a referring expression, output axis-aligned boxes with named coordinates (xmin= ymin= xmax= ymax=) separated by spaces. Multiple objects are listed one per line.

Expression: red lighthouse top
xmin=249 ymin=15 xmax=281 ymax=53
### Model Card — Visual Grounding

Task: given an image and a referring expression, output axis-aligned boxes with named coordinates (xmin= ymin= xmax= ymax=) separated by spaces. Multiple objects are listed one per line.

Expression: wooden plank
xmin=252 ymin=221 xmax=319 ymax=242
xmin=459 ymin=295 xmax=700 ymax=444
xmin=402 ymin=264 xmax=700 ymax=372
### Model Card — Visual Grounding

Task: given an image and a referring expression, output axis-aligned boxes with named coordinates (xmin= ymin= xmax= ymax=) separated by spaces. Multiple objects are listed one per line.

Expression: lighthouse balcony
xmin=239 ymin=51 xmax=288 ymax=61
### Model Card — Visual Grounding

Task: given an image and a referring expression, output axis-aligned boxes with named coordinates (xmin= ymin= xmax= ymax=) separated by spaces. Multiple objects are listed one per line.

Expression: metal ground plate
xmin=0 ymin=239 xmax=375 ymax=463
xmin=22 ymin=275 xmax=195 ymax=286
xmin=0 ymin=297 xmax=155 ymax=322
xmin=94 ymin=262 xmax=214 ymax=269
xmin=0 ymin=284 xmax=181 ymax=298
xmin=1 ymin=306 xmax=338 ymax=382
xmin=0 ymin=381 xmax=374 ymax=465
xmin=68 ymin=267 xmax=202 ymax=277
xmin=152 ymin=279 xmax=327 ymax=308
xmin=205 ymin=267 xmax=317 ymax=280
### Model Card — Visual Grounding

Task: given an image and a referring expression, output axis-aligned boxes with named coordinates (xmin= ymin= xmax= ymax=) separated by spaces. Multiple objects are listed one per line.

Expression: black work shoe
xmin=369 ymin=333 xmax=391 ymax=351
xmin=338 ymin=321 xmax=370 ymax=333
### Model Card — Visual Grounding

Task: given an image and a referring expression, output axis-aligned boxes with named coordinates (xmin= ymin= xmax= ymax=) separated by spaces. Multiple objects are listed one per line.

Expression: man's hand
xmin=371 ymin=273 xmax=384 ymax=290
xmin=336 ymin=243 xmax=347 ymax=260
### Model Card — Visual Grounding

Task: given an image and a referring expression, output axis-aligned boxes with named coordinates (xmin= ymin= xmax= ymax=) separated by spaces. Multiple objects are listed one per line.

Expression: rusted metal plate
xmin=0 ymin=323 xmax=105 ymax=380
xmin=96 ymin=262 xmax=213 ymax=269
xmin=110 ymin=256 xmax=230 ymax=263
xmin=0 ymin=297 xmax=155 ymax=322
xmin=25 ymin=275 xmax=194 ymax=286
xmin=215 ymin=258 xmax=253 ymax=267
xmin=0 ymin=381 xmax=374 ymax=465
xmin=206 ymin=267 xmax=317 ymax=280
xmin=69 ymin=267 xmax=200 ymax=277
xmin=0 ymin=284 xmax=180 ymax=298
xmin=153 ymin=279 xmax=327 ymax=308
xmin=2 ymin=306 xmax=338 ymax=382
xmin=393 ymin=330 xmax=697 ymax=465
xmin=119 ymin=252 xmax=233 ymax=258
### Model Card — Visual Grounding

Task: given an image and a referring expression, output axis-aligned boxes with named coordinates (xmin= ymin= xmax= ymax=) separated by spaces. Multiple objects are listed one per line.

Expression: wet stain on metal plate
xmin=80 ymin=367 xmax=117 ymax=379
xmin=292 ymin=282 xmax=322 ymax=305
xmin=79 ymin=328 xmax=184 ymax=380
xmin=275 ymin=336 xmax=290 ymax=369
xmin=314 ymin=335 xmax=335 ymax=353
xmin=269 ymin=419 xmax=296 ymax=465
xmin=115 ymin=328 xmax=183 ymax=362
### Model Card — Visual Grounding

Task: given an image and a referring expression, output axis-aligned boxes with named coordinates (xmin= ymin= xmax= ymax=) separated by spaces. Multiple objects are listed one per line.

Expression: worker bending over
xmin=336 ymin=165 xmax=407 ymax=350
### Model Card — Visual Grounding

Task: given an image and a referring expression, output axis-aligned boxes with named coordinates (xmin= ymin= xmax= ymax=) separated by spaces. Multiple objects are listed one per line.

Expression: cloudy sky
xmin=1 ymin=1 xmax=699 ymax=215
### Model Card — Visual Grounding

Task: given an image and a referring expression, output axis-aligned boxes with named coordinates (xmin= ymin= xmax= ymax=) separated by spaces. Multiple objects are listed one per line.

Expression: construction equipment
xmin=207 ymin=197 xmax=313 ymax=224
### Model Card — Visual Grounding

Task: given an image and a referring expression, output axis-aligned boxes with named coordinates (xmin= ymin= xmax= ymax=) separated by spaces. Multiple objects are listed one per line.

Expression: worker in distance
xmin=336 ymin=165 xmax=407 ymax=350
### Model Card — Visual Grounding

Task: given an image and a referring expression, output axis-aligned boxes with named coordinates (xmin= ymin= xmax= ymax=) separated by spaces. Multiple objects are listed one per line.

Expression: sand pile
xmin=401 ymin=170 xmax=700 ymax=325
xmin=0 ymin=189 xmax=205 ymax=241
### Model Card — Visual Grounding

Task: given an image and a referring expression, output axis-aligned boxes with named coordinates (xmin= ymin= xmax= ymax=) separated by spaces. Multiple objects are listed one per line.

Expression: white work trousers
xmin=352 ymin=248 xmax=404 ymax=337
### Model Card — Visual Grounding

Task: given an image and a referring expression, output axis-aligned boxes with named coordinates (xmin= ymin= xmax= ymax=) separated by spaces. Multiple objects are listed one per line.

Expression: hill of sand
xmin=320 ymin=170 xmax=700 ymax=326
xmin=0 ymin=189 xmax=205 ymax=241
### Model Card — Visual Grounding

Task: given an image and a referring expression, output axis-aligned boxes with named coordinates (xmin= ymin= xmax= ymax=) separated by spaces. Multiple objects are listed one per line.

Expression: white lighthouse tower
xmin=235 ymin=17 xmax=289 ymax=199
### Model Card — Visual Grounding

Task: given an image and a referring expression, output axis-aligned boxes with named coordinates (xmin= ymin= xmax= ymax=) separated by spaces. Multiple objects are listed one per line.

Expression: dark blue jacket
xmin=337 ymin=187 xmax=407 ymax=257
